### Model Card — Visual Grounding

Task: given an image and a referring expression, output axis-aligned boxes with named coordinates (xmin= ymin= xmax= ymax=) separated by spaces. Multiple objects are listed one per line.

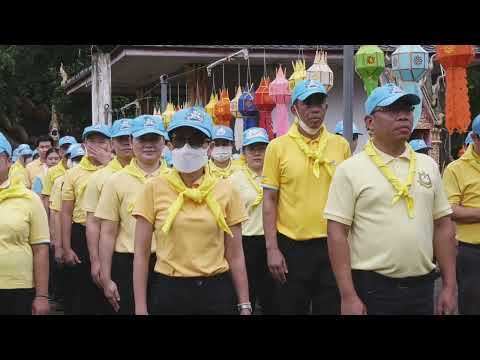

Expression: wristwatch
xmin=237 ymin=303 xmax=253 ymax=313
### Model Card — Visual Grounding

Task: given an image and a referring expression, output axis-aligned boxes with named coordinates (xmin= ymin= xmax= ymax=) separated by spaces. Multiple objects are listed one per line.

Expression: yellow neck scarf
xmin=161 ymin=168 xmax=232 ymax=236
xmin=0 ymin=183 xmax=30 ymax=203
xmin=288 ymin=124 xmax=334 ymax=178
xmin=79 ymin=156 xmax=103 ymax=172
xmin=208 ymin=159 xmax=233 ymax=179
xmin=107 ymin=157 xmax=124 ymax=172
xmin=242 ymin=166 xmax=263 ymax=209
xmin=50 ymin=162 xmax=67 ymax=181
xmin=461 ymin=144 xmax=480 ymax=173
xmin=364 ymin=140 xmax=417 ymax=219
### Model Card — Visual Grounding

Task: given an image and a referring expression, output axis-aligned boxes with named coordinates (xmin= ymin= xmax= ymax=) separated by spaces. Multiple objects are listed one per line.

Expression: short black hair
xmin=46 ymin=148 xmax=60 ymax=158
xmin=36 ymin=135 xmax=54 ymax=147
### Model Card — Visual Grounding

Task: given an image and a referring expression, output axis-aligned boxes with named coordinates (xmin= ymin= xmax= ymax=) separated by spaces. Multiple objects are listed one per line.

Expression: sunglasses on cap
xmin=171 ymin=132 xmax=210 ymax=149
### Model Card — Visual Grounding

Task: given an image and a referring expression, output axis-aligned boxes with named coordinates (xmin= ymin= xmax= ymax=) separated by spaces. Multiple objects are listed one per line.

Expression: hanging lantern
xmin=205 ymin=93 xmax=219 ymax=123
xmin=254 ymin=77 xmax=276 ymax=140
xmin=355 ymin=45 xmax=385 ymax=95
xmin=391 ymin=45 xmax=429 ymax=130
xmin=231 ymin=86 xmax=243 ymax=151
xmin=213 ymin=89 xmax=232 ymax=126
xmin=239 ymin=86 xmax=258 ymax=130
xmin=436 ymin=45 xmax=475 ymax=134
xmin=162 ymin=102 xmax=176 ymax=129
xmin=307 ymin=50 xmax=334 ymax=92
xmin=288 ymin=59 xmax=307 ymax=91
xmin=269 ymin=66 xmax=291 ymax=136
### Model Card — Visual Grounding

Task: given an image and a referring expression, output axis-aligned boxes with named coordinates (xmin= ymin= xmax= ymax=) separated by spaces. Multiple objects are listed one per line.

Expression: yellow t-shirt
xmin=49 ymin=175 xmax=65 ymax=212
xmin=230 ymin=168 xmax=264 ymax=236
xmin=42 ymin=161 xmax=67 ymax=196
xmin=206 ymin=159 xmax=240 ymax=179
xmin=324 ymin=145 xmax=452 ymax=278
xmin=443 ymin=144 xmax=480 ymax=245
xmin=62 ymin=158 xmax=104 ymax=225
xmin=0 ymin=181 xmax=50 ymax=289
xmin=95 ymin=160 xmax=164 ymax=253
xmin=132 ymin=174 xmax=248 ymax=277
xmin=82 ymin=158 xmax=125 ymax=214
xmin=262 ymin=126 xmax=351 ymax=240
xmin=9 ymin=161 xmax=31 ymax=188
xmin=26 ymin=158 xmax=48 ymax=185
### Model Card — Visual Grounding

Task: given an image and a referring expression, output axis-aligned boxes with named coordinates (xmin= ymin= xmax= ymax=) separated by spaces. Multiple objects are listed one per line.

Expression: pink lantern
xmin=269 ymin=66 xmax=291 ymax=136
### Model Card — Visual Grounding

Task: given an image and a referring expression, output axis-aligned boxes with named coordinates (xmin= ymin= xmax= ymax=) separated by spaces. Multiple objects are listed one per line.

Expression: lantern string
xmin=237 ymin=63 xmax=241 ymax=88
xmin=196 ymin=78 xmax=200 ymax=105
xmin=177 ymin=83 xmax=180 ymax=107
xmin=185 ymin=81 xmax=188 ymax=106
xmin=212 ymin=70 xmax=216 ymax=95
xmin=168 ymin=83 xmax=171 ymax=103
xmin=222 ymin=63 xmax=225 ymax=90
xmin=263 ymin=48 xmax=267 ymax=78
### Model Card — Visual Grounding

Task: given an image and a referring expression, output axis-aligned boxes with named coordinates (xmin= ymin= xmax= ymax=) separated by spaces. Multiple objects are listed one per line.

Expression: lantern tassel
xmin=364 ymin=77 xmax=380 ymax=96
xmin=445 ymin=67 xmax=471 ymax=134
xmin=275 ymin=104 xmax=290 ymax=136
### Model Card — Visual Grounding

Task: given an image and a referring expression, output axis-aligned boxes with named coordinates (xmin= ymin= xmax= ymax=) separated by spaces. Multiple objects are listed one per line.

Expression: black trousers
xmin=457 ymin=242 xmax=480 ymax=315
xmin=352 ymin=270 xmax=437 ymax=315
xmin=149 ymin=272 xmax=237 ymax=315
xmin=242 ymin=235 xmax=275 ymax=314
xmin=274 ymin=233 xmax=340 ymax=315
xmin=63 ymin=223 xmax=110 ymax=315
xmin=111 ymin=252 xmax=156 ymax=315
xmin=0 ymin=288 xmax=34 ymax=315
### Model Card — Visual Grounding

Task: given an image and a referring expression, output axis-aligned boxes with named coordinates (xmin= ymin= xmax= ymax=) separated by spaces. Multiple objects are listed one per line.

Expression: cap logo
xmin=144 ymin=118 xmax=156 ymax=128
xmin=306 ymin=80 xmax=320 ymax=89
xmin=216 ymin=127 xmax=226 ymax=135
xmin=389 ymin=85 xmax=404 ymax=94
xmin=246 ymin=128 xmax=264 ymax=139
xmin=94 ymin=124 xmax=103 ymax=129
xmin=119 ymin=120 xmax=130 ymax=130
xmin=187 ymin=110 xmax=204 ymax=122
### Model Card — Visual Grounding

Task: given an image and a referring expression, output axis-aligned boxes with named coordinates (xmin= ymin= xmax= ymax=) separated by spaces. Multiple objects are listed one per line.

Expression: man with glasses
xmin=262 ymin=80 xmax=351 ymax=314
xmin=325 ymin=84 xmax=457 ymax=315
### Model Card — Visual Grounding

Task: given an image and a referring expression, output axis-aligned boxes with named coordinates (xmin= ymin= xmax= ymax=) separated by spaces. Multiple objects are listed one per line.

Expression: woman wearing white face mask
xmin=132 ymin=107 xmax=251 ymax=315
xmin=206 ymin=125 xmax=239 ymax=179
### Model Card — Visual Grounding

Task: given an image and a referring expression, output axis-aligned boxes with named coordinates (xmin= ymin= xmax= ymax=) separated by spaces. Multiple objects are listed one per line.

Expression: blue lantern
xmin=238 ymin=86 xmax=258 ymax=130
xmin=391 ymin=45 xmax=429 ymax=130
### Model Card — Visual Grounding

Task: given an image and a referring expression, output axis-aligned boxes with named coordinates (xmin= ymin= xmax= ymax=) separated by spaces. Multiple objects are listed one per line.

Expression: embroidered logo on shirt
xmin=417 ymin=171 xmax=432 ymax=189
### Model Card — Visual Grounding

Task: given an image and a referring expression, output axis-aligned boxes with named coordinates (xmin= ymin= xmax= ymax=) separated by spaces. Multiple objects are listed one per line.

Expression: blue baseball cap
xmin=465 ymin=132 xmax=473 ymax=146
xmin=243 ymin=127 xmax=270 ymax=147
xmin=0 ymin=132 xmax=12 ymax=158
xmin=291 ymin=80 xmax=328 ymax=106
xmin=82 ymin=124 xmax=111 ymax=139
xmin=213 ymin=126 xmax=234 ymax=141
xmin=111 ymin=118 xmax=133 ymax=138
xmin=131 ymin=115 xmax=166 ymax=138
xmin=67 ymin=144 xmax=85 ymax=159
xmin=334 ymin=121 xmax=363 ymax=136
xmin=167 ymin=107 xmax=213 ymax=139
xmin=15 ymin=144 xmax=33 ymax=157
xmin=365 ymin=84 xmax=421 ymax=116
xmin=473 ymin=114 xmax=480 ymax=135
xmin=59 ymin=136 xmax=78 ymax=147
xmin=409 ymin=139 xmax=431 ymax=152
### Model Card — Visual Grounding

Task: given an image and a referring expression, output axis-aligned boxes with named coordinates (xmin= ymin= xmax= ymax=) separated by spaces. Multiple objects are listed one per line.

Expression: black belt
xmin=353 ymin=269 xmax=439 ymax=288
xmin=458 ymin=242 xmax=480 ymax=250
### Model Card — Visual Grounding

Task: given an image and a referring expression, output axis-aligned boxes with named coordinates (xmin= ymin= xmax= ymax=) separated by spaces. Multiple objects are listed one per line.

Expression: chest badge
xmin=417 ymin=171 xmax=432 ymax=189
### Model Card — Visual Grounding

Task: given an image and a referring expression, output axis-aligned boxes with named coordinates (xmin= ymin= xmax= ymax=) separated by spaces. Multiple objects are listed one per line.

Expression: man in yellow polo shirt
xmin=9 ymin=144 xmax=33 ymax=188
xmin=443 ymin=115 xmax=480 ymax=315
xmin=325 ymin=84 xmax=456 ymax=315
xmin=61 ymin=124 xmax=112 ymax=314
xmin=83 ymin=119 xmax=133 ymax=292
xmin=26 ymin=135 xmax=53 ymax=185
xmin=262 ymin=80 xmax=351 ymax=314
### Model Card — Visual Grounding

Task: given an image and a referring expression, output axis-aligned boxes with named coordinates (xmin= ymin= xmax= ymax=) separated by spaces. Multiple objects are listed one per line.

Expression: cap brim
xmin=294 ymin=89 xmax=328 ymax=104
xmin=132 ymin=129 xmax=165 ymax=138
xmin=213 ymin=136 xmax=234 ymax=141
xmin=112 ymin=130 xmax=132 ymax=138
xmin=168 ymin=124 xmax=211 ymax=138
xmin=243 ymin=138 xmax=270 ymax=147
xmin=83 ymin=130 xmax=111 ymax=139
xmin=377 ymin=93 xmax=421 ymax=109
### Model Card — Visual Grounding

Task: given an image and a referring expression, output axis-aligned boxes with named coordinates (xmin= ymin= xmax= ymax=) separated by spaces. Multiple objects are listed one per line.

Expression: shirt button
xmin=196 ymin=280 xmax=203 ymax=287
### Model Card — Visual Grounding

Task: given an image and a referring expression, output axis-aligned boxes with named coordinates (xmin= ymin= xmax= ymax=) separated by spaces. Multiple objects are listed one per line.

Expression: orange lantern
xmin=254 ymin=77 xmax=276 ymax=140
xmin=213 ymin=89 xmax=232 ymax=126
xmin=436 ymin=45 xmax=475 ymax=134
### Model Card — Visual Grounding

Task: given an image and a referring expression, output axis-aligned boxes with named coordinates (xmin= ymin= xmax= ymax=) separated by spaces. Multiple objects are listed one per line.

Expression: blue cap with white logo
xmin=59 ymin=136 xmax=78 ymax=147
xmin=213 ymin=126 xmax=234 ymax=141
xmin=334 ymin=121 xmax=363 ymax=136
xmin=291 ymin=80 xmax=328 ymax=106
xmin=67 ymin=144 xmax=85 ymax=159
xmin=131 ymin=115 xmax=166 ymax=138
xmin=243 ymin=127 xmax=270 ymax=147
xmin=111 ymin=118 xmax=133 ymax=138
xmin=82 ymin=124 xmax=111 ymax=139
xmin=409 ymin=139 xmax=431 ymax=152
xmin=473 ymin=114 xmax=480 ymax=135
xmin=16 ymin=144 xmax=33 ymax=157
xmin=365 ymin=84 xmax=421 ymax=116
xmin=168 ymin=107 xmax=213 ymax=139
xmin=465 ymin=131 xmax=473 ymax=146
xmin=0 ymin=132 xmax=12 ymax=158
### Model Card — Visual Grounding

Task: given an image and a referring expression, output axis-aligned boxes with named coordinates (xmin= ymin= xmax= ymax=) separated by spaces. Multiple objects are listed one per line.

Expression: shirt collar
xmin=292 ymin=122 xmax=328 ymax=144
xmin=371 ymin=142 xmax=410 ymax=164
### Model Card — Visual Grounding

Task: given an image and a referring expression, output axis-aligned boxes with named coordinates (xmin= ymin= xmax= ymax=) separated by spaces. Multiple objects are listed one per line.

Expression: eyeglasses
xmin=171 ymin=132 xmax=209 ymax=149
xmin=372 ymin=105 xmax=415 ymax=115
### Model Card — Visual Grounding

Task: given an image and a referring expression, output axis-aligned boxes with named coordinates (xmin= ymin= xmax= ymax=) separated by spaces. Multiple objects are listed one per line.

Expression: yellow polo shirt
xmin=324 ymin=145 xmax=452 ymax=278
xmin=0 ymin=181 xmax=50 ymax=289
xmin=206 ymin=159 xmax=240 ymax=179
xmin=62 ymin=158 xmax=104 ymax=225
xmin=26 ymin=158 xmax=47 ymax=185
xmin=230 ymin=168 xmax=264 ymax=236
xmin=49 ymin=175 xmax=65 ymax=212
xmin=42 ymin=161 xmax=67 ymax=196
xmin=9 ymin=161 xmax=31 ymax=188
xmin=443 ymin=144 xmax=480 ymax=245
xmin=95 ymin=160 xmax=165 ymax=253
xmin=132 ymin=174 xmax=248 ymax=277
xmin=82 ymin=158 xmax=125 ymax=214
xmin=262 ymin=126 xmax=351 ymax=240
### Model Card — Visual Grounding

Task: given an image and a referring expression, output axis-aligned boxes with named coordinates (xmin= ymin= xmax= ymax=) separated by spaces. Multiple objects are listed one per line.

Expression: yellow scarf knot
xmin=0 ymin=183 xmax=30 ymax=203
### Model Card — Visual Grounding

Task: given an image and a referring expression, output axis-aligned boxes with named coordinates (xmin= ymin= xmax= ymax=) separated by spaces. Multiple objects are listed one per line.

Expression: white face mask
xmin=172 ymin=144 xmax=208 ymax=173
xmin=211 ymin=146 xmax=232 ymax=163
xmin=294 ymin=106 xmax=321 ymax=136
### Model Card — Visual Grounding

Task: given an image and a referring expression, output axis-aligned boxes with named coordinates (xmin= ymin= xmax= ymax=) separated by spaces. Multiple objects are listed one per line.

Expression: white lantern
xmin=307 ymin=50 xmax=334 ymax=92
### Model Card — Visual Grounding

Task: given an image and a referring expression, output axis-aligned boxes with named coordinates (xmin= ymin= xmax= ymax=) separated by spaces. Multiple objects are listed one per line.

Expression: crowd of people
xmin=0 ymin=79 xmax=479 ymax=315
